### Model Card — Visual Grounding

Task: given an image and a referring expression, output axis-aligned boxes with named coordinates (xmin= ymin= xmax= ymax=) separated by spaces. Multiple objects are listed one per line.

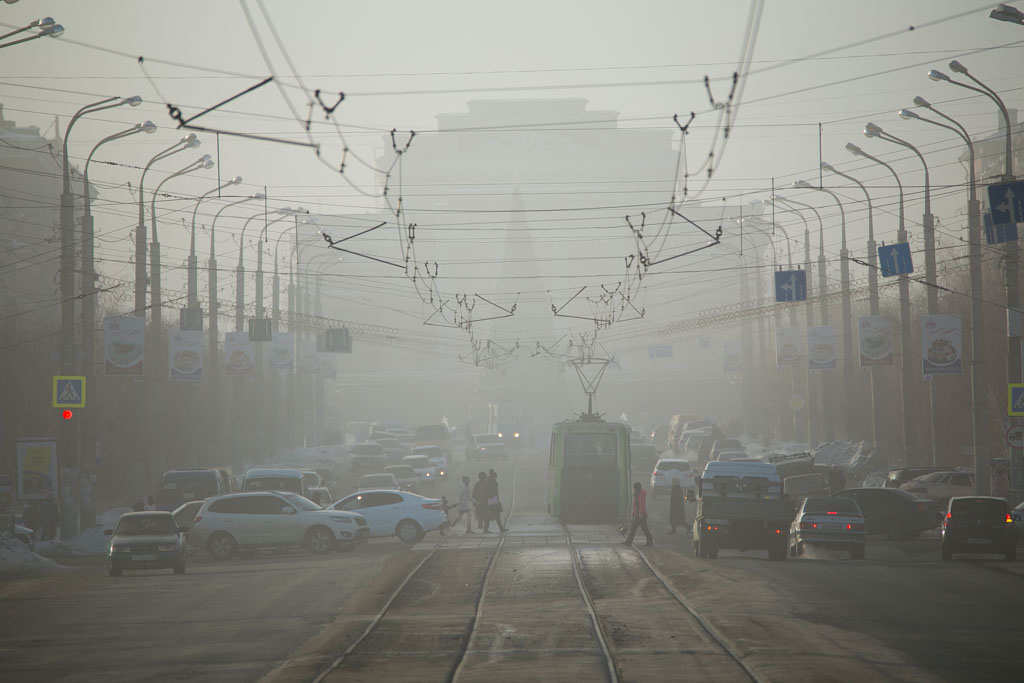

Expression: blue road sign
xmin=774 ymin=269 xmax=807 ymax=302
xmin=984 ymin=213 xmax=1019 ymax=245
xmin=52 ymin=375 xmax=86 ymax=408
xmin=1010 ymin=384 xmax=1024 ymax=416
xmin=878 ymin=242 xmax=914 ymax=277
xmin=988 ymin=180 xmax=1024 ymax=226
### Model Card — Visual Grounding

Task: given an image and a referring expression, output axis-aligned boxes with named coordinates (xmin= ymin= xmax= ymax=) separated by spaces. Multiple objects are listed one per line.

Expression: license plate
xmin=131 ymin=554 xmax=158 ymax=561
xmin=967 ymin=538 xmax=992 ymax=545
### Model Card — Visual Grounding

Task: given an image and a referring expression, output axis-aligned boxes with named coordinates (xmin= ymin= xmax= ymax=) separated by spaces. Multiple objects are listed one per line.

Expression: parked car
xmin=242 ymin=468 xmax=305 ymax=496
xmin=650 ymin=458 xmax=694 ymax=496
xmin=384 ymin=465 xmax=420 ymax=491
xmin=834 ymin=488 xmax=936 ymax=539
xmin=189 ymin=492 xmax=367 ymax=560
xmin=885 ymin=466 xmax=946 ymax=489
xmin=172 ymin=500 xmax=205 ymax=532
xmin=105 ymin=511 xmax=186 ymax=576
xmin=900 ymin=470 xmax=975 ymax=505
xmin=155 ymin=468 xmax=226 ymax=511
xmin=330 ymin=489 xmax=448 ymax=544
xmin=402 ymin=455 xmax=440 ymax=482
xmin=941 ymin=496 xmax=1016 ymax=561
xmin=358 ymin=473 xmax=400 ymax=491
xmin=788 ymin=496 xmax=865 ymax=559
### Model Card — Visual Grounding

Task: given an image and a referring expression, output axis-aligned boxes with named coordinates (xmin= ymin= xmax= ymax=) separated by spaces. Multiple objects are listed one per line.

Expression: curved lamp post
xmin=208 ymin=191 xmax=263 ymax=366
xmin=188 ymin=177 xmax=241 ymax=309
xmin=0 ymin=16 xmax=64 ymax=50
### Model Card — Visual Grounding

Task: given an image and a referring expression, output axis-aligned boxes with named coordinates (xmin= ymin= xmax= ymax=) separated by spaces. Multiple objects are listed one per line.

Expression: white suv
xmin=650 ymin=458 xmax=695 ymax=496
xmin=189 ymin=492 xmax=368 ymax=560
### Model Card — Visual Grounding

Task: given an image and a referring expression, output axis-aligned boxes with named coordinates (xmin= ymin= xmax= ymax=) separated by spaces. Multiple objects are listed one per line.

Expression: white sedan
xmin=330 ymin=490 xmax=448 ymax=544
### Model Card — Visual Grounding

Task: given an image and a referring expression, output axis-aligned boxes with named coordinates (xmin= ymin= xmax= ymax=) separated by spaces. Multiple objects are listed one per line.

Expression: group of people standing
xmin=453 ymin=469 xmax=506 ymax=534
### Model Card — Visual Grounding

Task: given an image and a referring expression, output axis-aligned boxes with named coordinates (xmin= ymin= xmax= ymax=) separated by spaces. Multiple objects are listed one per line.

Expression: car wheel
xmin=108 ymin=565 xmax=122 ymax=577
xmin=850 ymin=545 xmax=865 ymax=560
xmin=1006 ymin=545 xmax=1017 ymax=562
xmin=207 ymin=532 xmax=237 ymax=561
xmin=306 ymin=526 xmax=335 ymax=554
xmin=396 ymin=519 xmax=423 ymax=545
xmin=941 ymin=543 xmax=953 ymax=561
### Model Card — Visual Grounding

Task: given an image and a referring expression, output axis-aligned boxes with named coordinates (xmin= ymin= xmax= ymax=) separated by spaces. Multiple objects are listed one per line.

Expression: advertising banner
xmin=808 ymin=325 xmax=837 ymax=370
xmin=858 ymin=315 xmax=894 ymax=367
xmin=224 ymin=331 xmax=256 ymax=376
xmin=103 ymin=316 xmax=144 ymax=376
xmin=922 ymin=314 xmax=963 ymax=376
xmin=169 ymin=329 xmax=203 ymax=382
xmin=775 ymin=327 xmax=801 ymax=367
xmin=270 ymin=332 xmax=294 ymax=372
xmin=16 ymin=439 xmax=57 ymax=500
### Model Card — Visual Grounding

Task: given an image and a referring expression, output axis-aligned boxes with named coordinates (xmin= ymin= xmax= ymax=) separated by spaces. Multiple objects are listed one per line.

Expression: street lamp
xmin=846 ymin=141 xmax=915 ymax=466
xmin=237 ymin=208 xmax=301 ymax=331
xmin=188 ymin=177 xmax=240 ymax=309
xmin=0 ymin=16 xmax=64 ymax=49
xmin=990 ymin=3 xmax=1024 ymax=26
xmin=902 ymin=98 xmax=988 ymax=492
xmin=273 ymin=210 xmax=310 ymax=332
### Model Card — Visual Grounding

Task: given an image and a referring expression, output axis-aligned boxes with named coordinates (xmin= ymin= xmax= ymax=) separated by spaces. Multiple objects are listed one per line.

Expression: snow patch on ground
xmin=0 ymin=534 xmax=64 ymax=576
xmin=36 ymin=507 xmax=130 ymax=558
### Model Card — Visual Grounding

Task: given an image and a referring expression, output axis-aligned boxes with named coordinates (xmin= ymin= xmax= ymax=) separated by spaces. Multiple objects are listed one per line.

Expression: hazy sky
xmin=4 ymin=0 xmax=1023 ymax=356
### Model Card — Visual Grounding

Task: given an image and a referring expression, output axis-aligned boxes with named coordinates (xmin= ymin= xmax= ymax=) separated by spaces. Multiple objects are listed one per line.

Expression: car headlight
xmin=111 ymin=544 xmax=128 ymax=552
xmin=439 ymin=470 xmax=446 ymax=476
xmin=425 ymin=472 xmax=431 ymax=478
xmin=514 ymin=432 xmax=520 ymax=439
xmin=157 ymin=544 xmax=177 ymax=552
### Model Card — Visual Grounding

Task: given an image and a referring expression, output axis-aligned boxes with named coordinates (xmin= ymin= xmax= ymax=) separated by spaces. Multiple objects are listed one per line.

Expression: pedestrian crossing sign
xmin=1009 ymin=384 xmax=1024 ymax=416
xmin=52 ymin=375 xmax=86 ymax=408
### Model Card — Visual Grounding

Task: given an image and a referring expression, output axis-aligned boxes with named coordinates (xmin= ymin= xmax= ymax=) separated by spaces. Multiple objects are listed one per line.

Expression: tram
xmin=548 ymin=416 xmax=631 ymax=523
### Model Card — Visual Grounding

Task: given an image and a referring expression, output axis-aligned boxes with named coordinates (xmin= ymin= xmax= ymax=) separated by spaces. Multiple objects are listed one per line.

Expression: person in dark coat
xmin=484 ymin=470 xmax=506 ymax=534
xmin=668 ymin=479 xmax=685 ymax=534
xmin=472 ymin=471 xmax=488 ymax=530
xmin=623 ymin=482 xmax=653 ymax=546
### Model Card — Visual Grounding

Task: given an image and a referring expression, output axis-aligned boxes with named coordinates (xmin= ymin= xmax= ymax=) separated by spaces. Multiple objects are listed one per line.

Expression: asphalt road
xmin=1 ymin=451 xmax=1022 ymax=682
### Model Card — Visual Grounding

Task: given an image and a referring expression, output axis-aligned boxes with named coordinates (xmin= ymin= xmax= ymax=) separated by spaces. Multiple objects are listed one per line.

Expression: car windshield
xmin=245 ymin=477 xmax=301 ymax=493
xmin=803 ymin=497 xmax=861 ymax=515
xmin=658 ymin=461 xmax=689 ymax=471
xmin=951 ymin=498 xmax=1006 ymax=520
xmin=116 ymin=515 xmax=176 ymax=536
xmin=283 ymin=494 xmax=322 ymax=511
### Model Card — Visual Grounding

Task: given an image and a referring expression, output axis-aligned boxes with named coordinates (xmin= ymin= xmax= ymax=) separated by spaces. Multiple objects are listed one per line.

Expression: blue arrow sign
xmin=774 ymin=269 xmax=807 ymax=302
xmin=988 ymin=180 xmax=1024 ymax=226
xmin=878 ymin=243 xmax=914 ymax=277
xmin=984 ymin=213 xmax=1019 ymax=245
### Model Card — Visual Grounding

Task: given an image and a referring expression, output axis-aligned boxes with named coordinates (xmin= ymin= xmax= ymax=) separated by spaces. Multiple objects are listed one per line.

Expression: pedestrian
xmin=623 ymin=482 xmax=653 ymax=547
xmin=472 ymin=471 xmax=488 ymax=530
xmin=454 ymin=476 xmax=474 ymax=534
xmin=484 ymin=470 xmax=506 ymax=534
xmin=668 ymin=479 xmax=685 ymax=534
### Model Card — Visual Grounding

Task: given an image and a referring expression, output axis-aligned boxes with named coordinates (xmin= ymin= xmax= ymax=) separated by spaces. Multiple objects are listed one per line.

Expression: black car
xmin=105 ymin=511 xmax=186 ymax=576
xmin=941 ymin=496 xmax=1016 ymax=561
xmin=884 ymin=466 xmax=946 ymax=489
xmin=834 ymin=488 xmax=936 ymax=539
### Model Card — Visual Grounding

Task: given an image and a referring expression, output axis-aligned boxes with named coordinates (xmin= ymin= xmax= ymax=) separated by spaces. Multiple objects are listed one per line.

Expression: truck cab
xmin=693 ymin=461 xmax=790 ymax=560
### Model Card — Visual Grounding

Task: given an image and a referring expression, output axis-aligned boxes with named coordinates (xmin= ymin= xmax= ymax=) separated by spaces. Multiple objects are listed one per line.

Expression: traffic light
xmin=62 ymin=409 xmax=73 ymax=420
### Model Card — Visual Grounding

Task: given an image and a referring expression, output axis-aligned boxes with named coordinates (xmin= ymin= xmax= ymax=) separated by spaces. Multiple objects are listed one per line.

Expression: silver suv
xmin=189 ymin=492 xmax=368 ymax=560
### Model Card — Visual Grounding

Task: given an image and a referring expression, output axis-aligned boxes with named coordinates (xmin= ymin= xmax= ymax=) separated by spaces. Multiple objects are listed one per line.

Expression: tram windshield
xmin=565 ymin=434 xmax=617 ymax=467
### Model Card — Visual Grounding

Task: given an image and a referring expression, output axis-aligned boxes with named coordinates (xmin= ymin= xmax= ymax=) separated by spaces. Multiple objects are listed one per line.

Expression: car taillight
xmin=826 ymin=511 xmax=837 ymax=515
xmin=1006 ymin=513 xmax=1014 ymax=525
xmin=799 ymin=521 xmax=816 ymax=530
xmin=422 ymin=502 xmax=442 ymax=510
xmin=654 ymin=470 xmax=662 ymax=476
xmin=774 ymin=528 xmax=781 ymax=535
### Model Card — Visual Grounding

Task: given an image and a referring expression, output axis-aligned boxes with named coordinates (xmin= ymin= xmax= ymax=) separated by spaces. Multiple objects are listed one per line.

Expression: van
xmin=156 ymin=469 xmax=226 ymax=511
xmin=242 ymin=468 xmax=305 ymax=496
xmin=699 ymin=461 xmax=782 ymax=498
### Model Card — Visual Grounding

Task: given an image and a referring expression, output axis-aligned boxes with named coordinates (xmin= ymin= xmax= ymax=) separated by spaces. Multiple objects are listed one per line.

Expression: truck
xmin=692 ymin=461 xmax=791 ymax=561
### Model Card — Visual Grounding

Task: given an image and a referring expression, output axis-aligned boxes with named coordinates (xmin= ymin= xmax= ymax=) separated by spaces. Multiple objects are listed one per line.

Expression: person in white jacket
xmin=455 ymin=476 xmax=474 ymax=534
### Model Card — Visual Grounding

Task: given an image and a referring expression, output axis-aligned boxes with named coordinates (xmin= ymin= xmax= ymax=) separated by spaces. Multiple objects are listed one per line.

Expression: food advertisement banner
xmin=169 ymin=329 xmax=203 ymax=382
xmin=224 ymin=331 xmax=255 ymax=376
xmin=858 ymin=315 xmax=894 ymax=367
xmin=922 ymin=314 xmax=963 ymax=376
xmin=103 ymin=316 xmax=144 ymax=375
xmin=16 ymin=439 xmax=57 ymax=500
xmin=776 ymin=327 xmax=801 ymax=367
xmin=270 ymin=332 xmax=294 ymax=371
xmin=808 ymin=325 xmax=837 ymax=370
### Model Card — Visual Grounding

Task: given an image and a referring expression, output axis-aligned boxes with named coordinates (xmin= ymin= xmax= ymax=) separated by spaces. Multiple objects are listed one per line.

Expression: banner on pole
xmin=922 ymin=314 xmax=963 ymax=376
xmin=858 ymin=315 xmax=894 ymax=367
xmin=16 ymin=439 xmax=57 ymax=500
xmin=808 ymin=325 xmax=837 ymax=370
xmin=103 ymin=316 xmax=144 ymax=376
xmin=224 ymin=331 xmax=256 ymax=376
xmin=169 ymin=329 xmax=203 ymax=382
xmin=775 ymin=327 xmax=801 ymax=367
xmin=270 ymin=332 xmax=294 ymax=371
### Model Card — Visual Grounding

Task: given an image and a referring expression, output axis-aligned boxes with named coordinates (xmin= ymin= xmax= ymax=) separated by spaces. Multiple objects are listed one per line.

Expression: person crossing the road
xmin=624 ymin=482 xmax=653 ymax=546
xmin=484 ymin=469 xmax=507 ymax=534
xmin=472 ymin=472 xmax=488 ymax=530
xmin=455 ymin=476 xmax=474 ymax=534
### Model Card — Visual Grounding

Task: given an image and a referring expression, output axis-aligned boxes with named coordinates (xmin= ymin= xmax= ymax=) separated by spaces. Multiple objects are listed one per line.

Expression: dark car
xmin=941 ymin=496 xmax=1016 ymax=561
xmin=834 ymin=488 xmax=936 ymax=539
xmin=105 ymin=511 xmax=186 ymax=576
xmin=884 ymin=466 xmax=946 ymax=489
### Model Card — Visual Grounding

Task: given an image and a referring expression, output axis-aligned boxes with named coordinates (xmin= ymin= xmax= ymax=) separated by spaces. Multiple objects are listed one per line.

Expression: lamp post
xmin=796 ymin=179 xmax=854 ymax=440
xmin=901 ymin=99 xmax=988 ymax=494
xmin=188 ymin=177 xmax=240 ymax=311
xmin=238 ymin=209 xmax=298 ymax=331
xmin=846 ymin=142 xmax=915 ymax=467
xmin=0 ymin=16 xmax=63 ymax=49
xmin=930 ymin=60 xmax=1017 ymax=496
xmin=821 ymin=161 xmax=884 ymax=452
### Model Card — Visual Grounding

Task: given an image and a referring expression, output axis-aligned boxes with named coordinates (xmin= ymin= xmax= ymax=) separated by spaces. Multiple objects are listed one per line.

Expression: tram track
xmin=563 ymin=524 xmax=764 ymax=683
xmin=310 ymin=464 xmax=520 ymax=683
